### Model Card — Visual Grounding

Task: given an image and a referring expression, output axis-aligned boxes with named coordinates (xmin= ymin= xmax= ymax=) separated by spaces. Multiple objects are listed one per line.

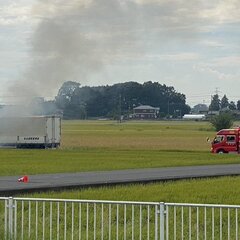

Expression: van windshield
xmin=213 ymin=135 xmax=224 ymax=144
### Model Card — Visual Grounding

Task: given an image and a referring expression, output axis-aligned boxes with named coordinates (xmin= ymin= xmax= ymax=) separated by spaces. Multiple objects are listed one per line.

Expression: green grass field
xmin=2 ymin=119 xmax=238 ymax=204
xmin=1 ymin=120 xmax=240 ymax=202
xmin=0 ymin=120 xmax=240 ymax=176
xmin=1 ymin=120 xmax=240 ymax=239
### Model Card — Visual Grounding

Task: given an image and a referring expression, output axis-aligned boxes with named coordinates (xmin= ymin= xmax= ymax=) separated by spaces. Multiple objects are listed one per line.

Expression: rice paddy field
xmin=0 ymin=120 xmax=240 ymax=176
xmin=0 ymin=120 xmax=240 ymax=202
xmin=0 ymin=119 xmax=239 ymax=202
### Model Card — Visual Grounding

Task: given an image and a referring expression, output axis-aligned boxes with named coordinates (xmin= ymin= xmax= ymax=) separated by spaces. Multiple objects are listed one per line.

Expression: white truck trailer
xmin=0 ymin=116 xmax=61 ymax=148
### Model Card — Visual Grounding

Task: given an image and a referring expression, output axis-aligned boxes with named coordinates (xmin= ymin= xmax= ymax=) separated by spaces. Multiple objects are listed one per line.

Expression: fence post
xmin=160 ymin=202 xmax=165 ymax=240
xmin=155 ymin=205 xmax=158 ymax=240
xmin=8 ymin=197 xmax=14 ymax=239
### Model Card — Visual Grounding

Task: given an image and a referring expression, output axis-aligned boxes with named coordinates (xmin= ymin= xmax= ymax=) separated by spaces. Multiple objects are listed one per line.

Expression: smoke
xmin=7 ymin=0 xmax=209 ymax=102
xmin=7 ymin=0 xmax=234 ymax=107
xmin=8 ymin=0 xmax=138 ymax=100
xmin=0 ymin=105 xmax=31 ymax=118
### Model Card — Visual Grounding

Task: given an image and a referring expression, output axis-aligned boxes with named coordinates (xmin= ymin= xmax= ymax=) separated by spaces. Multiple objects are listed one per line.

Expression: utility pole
xmin=210 ymin=95 xmax=213 ymax=121
xmin=167 ymin=100 xmax=170 ymax=117
xmin=119 ymin=94 xmax=122 ymax=123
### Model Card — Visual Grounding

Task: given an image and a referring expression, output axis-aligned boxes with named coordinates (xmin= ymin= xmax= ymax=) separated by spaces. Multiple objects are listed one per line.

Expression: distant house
xmin=133 ymin=105 xmax=160 ymax=119
xmin=192 ymin=104 xmax=208 ymax=114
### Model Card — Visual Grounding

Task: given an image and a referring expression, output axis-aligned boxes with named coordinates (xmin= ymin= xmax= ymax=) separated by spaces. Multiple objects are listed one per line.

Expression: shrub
xmin=210 ymin=113 xmax=233 ymax=131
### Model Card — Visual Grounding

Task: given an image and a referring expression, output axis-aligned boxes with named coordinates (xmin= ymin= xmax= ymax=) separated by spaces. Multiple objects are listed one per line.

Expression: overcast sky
xmin=0 ymin=0 xmax=240 ymax=106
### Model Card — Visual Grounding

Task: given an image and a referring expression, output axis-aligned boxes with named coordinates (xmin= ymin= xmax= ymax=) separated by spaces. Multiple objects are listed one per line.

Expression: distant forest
xmin=54 ymin=81 xmax=190 ymax=119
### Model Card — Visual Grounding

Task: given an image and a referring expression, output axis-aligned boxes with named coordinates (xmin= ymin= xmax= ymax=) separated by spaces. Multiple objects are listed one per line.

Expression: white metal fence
xmin=1 ymin=197 xmax=240 ymax=239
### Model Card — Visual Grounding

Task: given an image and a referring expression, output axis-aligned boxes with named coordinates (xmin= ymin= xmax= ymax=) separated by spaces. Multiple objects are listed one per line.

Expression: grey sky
xmin=0 ymin=0 xmax=240 ymax=106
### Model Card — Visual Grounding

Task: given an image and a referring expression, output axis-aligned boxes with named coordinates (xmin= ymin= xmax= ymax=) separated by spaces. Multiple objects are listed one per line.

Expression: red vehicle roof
xmin=217 ymin=128 xmax=240 ymax=135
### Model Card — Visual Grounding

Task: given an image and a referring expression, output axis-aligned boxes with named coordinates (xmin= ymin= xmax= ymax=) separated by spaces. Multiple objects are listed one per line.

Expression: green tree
xmin=237 ymin=100 xmax=240 ymax=111
xmin=55 ymin=81 xmax=84 ymax=119
xmin=55 ymin=81 xmax=191 ymax=119
xmin=210 ymin=113 xmax=233 ymax=131
xmin=229 ymin=101 xmax=236 ymax=110
xmin=209 ymin=94 xmax=220 ymax=111
xmin=220 ymin=94 xmax=229 ymax=109
xmin=55 ymin=81 xmax=81 ymax=109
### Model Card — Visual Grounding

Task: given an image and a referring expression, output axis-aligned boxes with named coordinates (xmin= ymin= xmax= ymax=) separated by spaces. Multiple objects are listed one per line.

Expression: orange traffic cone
xmin=18 ymin=175 xmax=29 ymax=183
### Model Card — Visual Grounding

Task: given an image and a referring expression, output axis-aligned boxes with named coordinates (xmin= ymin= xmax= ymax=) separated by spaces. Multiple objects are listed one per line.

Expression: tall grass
xmin=0 ymin=148 xmax=239 ymax=176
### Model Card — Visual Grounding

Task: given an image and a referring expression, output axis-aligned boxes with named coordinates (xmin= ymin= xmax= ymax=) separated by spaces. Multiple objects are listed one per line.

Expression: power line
xmin=0 ymin=95 xmax=43 ymax=97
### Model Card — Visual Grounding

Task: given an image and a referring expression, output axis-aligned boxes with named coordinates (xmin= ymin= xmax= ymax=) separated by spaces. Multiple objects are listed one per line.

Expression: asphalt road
xmin=1 ymin=164 xmax=240 ymax=195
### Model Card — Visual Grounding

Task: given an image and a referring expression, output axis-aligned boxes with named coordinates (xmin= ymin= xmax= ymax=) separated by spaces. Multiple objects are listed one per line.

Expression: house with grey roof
xmin=133 ymin=105 xmax=160 ymax=119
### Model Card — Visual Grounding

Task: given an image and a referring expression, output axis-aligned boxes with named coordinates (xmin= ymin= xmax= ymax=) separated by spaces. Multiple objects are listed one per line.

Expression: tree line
xmin=209 ymin=94 xmax=240 ymax=111
xmin=208 ymin=94 xmax=240 ymax=131
xmin=55 ymin=81 xmax=191 ymax=119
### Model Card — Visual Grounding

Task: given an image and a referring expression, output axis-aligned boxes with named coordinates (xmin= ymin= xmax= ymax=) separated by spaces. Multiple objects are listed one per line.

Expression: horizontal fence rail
xmin=1 ymin=197 xmax=240 ymax=239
